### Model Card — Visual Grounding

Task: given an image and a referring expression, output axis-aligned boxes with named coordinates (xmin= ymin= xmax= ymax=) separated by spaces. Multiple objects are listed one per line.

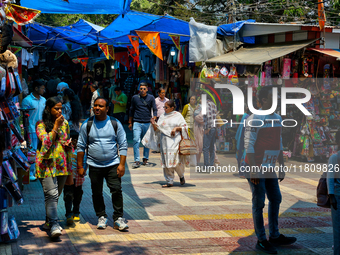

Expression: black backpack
xmin=86 ymin=116 xmax=118 ymax=152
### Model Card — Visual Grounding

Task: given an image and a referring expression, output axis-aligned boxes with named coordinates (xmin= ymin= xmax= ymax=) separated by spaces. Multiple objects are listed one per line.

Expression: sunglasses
xmin=140 ymin=88 xmax=147 ymax=90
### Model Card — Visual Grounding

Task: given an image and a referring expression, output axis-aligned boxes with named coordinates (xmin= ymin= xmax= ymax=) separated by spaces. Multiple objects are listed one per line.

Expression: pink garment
xmin=155 ymin=97 xmax=169 ymax=117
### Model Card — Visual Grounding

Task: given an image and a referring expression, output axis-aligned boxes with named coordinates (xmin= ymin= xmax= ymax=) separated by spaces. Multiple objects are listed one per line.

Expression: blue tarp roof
xmin=99 ymin=11 xmax=162 ymax=41
xmin=21 ymin=0 xmax=132 ymax=14
xmin=27 ymin=19 xmax=104 ymax=51
xmin=217 ymin=20 xmax=255 ymax=44
xmin=99 ymin=12 xmax=190 ymax=46
xmin=217 ymin=20 xmax=255 ymax=36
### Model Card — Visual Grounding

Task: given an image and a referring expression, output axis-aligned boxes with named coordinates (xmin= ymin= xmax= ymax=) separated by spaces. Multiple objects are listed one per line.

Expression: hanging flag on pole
xmin=127 ymin=46 xmax=140 ymax=67
xmin=318 ymin=0 xmax=326 ymax=31
xmin=136 ymin=31 xmax=163 ymax=60
xmin=108 ymin=45 xmax=114 ymax=60
xmin=54 ymin=52 xmax=64 ymax=60
xmin=115 ymin=52 xmax=129 ymax=69
xmin=128 ymin=35 xmax=140 ymax=56
xmin=81 ymin=45 xmax=88 ymax=56
xmin=98 ymin=43 xmax=110 ymax=60
xmin=8 ymin=46 xmax=22 ymax=55
xmin=169 ymin=35 xmax=180 ymax=50
xmin=78 ymin=57 xmax=89 ymax=69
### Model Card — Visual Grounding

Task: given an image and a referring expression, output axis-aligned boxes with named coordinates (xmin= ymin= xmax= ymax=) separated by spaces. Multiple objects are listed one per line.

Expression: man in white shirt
xmin=21 ymin=79 xmax=46 ymax=181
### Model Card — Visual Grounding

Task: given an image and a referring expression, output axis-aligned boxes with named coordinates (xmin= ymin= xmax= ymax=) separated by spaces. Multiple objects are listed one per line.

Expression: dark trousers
xmin=63 ymin=180 xmax=83 ymax=217
xmin=203 ymin=127 xmax=216 ymax=166
xmin=113 ymin=112 xmax=125 ymax=125
xmin=89 ymin=164 xmax=123 ymax=221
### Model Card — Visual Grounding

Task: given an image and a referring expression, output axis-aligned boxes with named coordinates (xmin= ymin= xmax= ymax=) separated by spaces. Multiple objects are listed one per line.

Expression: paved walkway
xmin=0 ymin=146 xmax=335 ymax=254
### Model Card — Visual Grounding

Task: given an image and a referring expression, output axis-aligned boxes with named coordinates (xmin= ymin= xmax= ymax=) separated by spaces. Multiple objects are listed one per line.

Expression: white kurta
xmin=157 ymin=111 xmax=190 ymax=168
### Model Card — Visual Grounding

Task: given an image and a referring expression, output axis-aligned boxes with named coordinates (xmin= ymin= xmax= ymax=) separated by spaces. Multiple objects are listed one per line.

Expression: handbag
xmin=179 ymin=129 xmax=198 ymax=155
xmin=316 ymin=172 xmax=330 ymax=208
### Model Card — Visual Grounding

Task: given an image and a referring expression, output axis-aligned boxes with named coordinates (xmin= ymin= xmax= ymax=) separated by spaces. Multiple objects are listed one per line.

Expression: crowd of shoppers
xmin=18 ymin=76 xmax=340 ymax=255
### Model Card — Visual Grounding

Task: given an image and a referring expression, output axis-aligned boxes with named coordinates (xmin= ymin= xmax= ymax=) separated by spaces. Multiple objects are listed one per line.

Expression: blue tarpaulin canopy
xmin=99 ymin=11 xmax=162 ymax=42
xmin=99 ymin=12 xmax=190 ymax=46
xmin=21 ymin=0 xmax=132 ymax=14
xmin=27 ymin=19 xmax=103 ymax=51
xmin=218 ymin=20 xmax=255 ymax=44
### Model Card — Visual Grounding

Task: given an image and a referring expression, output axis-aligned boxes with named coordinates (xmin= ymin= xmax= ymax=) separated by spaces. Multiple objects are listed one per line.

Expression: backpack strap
xmin=86 ymin=116 xmax=94 ymax=153
xmin=138 ymin=94 xmax=151 ymax=113
xmin=109 ymin=116 xmax=118 ymax=135
xmin=86 ymin=116 xmax=118 ymax=153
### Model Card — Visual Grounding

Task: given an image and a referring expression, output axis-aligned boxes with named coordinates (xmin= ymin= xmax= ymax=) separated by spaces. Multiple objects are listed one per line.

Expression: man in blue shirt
xmin=128 ymin=83 xmax=157 ymax=168
xmin=77 ymin=97 xmax=129 ymax=231
xmin=21 ymin=79 xmax=46 ymax=181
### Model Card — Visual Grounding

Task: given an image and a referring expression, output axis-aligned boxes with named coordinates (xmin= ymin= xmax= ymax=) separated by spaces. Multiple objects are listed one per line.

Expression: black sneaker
xmin=269 ymin=234 xmax=297 ymax=246
xmin=142 ymin=158 xmax=149 ymax=166
xmin=256 ymin=240 xmax=277 ymax=254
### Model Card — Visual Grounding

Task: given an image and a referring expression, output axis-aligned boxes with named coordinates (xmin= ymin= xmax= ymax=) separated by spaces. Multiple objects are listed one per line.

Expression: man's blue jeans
xmin=331 ymin=195 xmax=340 ymax=255
xmin=247 ymin=178 xmax=282 ymax=241
xmin=133 ymin=122 xmax=150 ymax=162
xmin=203 ymin=127 xmax=216 ymax=166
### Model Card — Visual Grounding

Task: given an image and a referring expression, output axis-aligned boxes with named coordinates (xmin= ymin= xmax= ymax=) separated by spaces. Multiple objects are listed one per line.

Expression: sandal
xmin=162 ymin=184 xmax=173 ymax=188
xmin=180 ymin=177 xmax=185 ymax=185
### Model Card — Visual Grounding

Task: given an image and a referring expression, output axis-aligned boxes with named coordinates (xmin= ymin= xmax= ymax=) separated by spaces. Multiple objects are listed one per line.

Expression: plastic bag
xmin=189 ymin=18 xmax=217 ymax=62
xmin=142 ymin=125 xmax=160 ymax=151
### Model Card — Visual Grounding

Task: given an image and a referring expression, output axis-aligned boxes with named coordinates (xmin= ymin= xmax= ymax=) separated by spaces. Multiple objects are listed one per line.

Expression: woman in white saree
xmin=150 ymin=100 xmax=190 ymax=187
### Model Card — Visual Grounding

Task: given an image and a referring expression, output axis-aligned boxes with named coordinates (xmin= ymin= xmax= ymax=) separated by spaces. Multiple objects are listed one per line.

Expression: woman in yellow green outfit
xmin=35 ymin=97 xmax=72 ymax=238
xmin=182 ymin=95 xmax=196 ymax=140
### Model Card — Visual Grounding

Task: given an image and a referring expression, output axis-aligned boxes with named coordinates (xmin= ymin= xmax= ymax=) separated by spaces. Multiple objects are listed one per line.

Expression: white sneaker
xmin=50 ymin=224 xmax=62 ymax=238
xmin=114 ymin=217 xmax=129 ymax=231
xmin=97 ymin=216 xmax=108 ymax=229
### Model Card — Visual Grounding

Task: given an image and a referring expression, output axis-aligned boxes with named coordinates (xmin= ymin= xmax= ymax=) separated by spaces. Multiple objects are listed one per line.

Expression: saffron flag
xmin=108 ymin=45 xmax=114 ymax=60
xmin=78 ymin=57 xmax=89 ymax=68
xmin=127 ymin=46 xmax=140 ymax=66
xmin=98 ymin=43 xmax=109 ymax=60
xmin=8 ymin=46 xmax=22 ymax=55
xmin=136 ymin=31 xmax=163 ymax=60
xmin=5 ymin=4 xmax=41 ymax=25
xmin=81 ymin=45 xmax=88 ymax=56
xmin=128 ymin=35 xmax=140 ymax=56
xmin=115 ymin=52 xmax=129 ymax=69
xmin=54 ymin=52 xmax=64 ymax=60
xmin=169 ymin=35 xmax=180 ymax=51
xmin=318 ymin=0 xmax=326 ymax=31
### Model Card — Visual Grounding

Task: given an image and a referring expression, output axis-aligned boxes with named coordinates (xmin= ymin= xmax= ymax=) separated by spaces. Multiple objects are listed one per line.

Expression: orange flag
xmin=127 ymin=46 xmax=140 ymax=66
xmin=108 ymin=45 xmax=114 ymax=60
xmin=169 ymin=35 xmax=180 ymax=50
xmin=98 ymin=43 xmax=109 ymax=60
xmin=78 ymin=57 xmax=89 ymax=69
xmin=128 ymin=35 xmax=140 ymax=56
xmin=318 ymin=0 xmax=326 ymax=31
xmin=136 ymin=31 xmax=163 ymax=60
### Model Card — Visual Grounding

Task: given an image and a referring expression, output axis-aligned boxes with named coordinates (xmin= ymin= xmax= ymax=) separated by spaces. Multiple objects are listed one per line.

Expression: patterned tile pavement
xmin=0 ymin=129 xmax=336 ymax=254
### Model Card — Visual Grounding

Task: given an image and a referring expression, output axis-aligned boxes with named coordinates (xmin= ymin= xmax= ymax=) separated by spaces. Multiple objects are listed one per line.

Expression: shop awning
xmin=21 ymin=0 xmax=132 ymax=14
xmin=308 ymin=48 xmax=340 ymax=59
xmin=206 ymin=39 xmax=317 ymax=65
